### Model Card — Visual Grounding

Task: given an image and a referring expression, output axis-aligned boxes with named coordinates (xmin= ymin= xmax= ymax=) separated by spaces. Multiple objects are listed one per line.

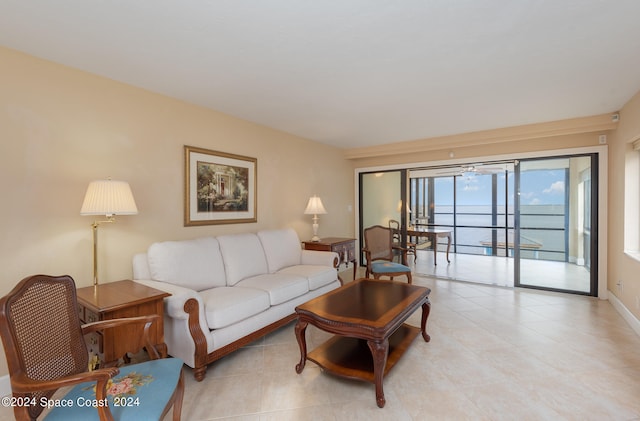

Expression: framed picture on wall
xmin=184 ymin=145 xmax=257 ymax=226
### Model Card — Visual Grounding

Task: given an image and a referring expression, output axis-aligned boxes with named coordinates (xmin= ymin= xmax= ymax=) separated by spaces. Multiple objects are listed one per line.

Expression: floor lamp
xmin=80 ymin=178 xmax=138 ymax=286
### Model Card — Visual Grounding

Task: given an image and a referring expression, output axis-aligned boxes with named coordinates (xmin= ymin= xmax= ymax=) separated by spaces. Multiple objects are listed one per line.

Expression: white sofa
xmin=132 ymin=228 xmax=341 ymax=381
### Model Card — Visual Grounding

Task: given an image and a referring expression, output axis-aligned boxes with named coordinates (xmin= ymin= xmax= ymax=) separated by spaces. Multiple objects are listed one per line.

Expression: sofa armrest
xmin=301 ymin=249 xmax=339 ymax=268
xmin=133 ymin=279 xmax=203 ymax=320
xmin=134 ymin=280 xmax=212 ymax=379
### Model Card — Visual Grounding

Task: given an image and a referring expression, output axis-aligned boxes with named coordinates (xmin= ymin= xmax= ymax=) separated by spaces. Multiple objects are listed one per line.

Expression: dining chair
xmin=388 ymin=219 xmax=417 ymax=262
xmin=0 ymin=274 xmax=184 ymax=421
xmin=363 ymin=225 xmax=412 ymax=284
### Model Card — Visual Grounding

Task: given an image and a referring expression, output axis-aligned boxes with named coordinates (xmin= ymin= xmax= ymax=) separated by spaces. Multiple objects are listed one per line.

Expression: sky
xmin=429 ymin=169 xmax=567 ymax=206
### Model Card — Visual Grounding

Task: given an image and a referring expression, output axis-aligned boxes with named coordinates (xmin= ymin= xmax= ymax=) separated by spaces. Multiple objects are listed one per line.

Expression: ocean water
xmin=417 ymin=205 xmax=567 ymax=261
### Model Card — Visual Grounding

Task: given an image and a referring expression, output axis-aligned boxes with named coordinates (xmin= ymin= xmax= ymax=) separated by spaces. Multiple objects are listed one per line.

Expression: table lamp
xmin=80 ymin=178 xmax=138 ymax=285
xmin=304 ymin=195 xmax=327 ymax=242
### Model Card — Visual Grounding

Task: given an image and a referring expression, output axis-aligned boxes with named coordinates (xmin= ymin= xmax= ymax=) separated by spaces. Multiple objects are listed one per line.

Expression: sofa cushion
xmin=217 ymin=233 xmax=269 ymax=286
xmin=147 ymin=237 xmax=226 ymax=291
xmin=200 ymin=287 xmax=270 ymax=329
xmin=277 ymin=265 xmax=337 ymax=290
xmin=257 ymin=228 xmax=302 ymax=273
xmin=235 ymin=273 xmax=309 ymax=305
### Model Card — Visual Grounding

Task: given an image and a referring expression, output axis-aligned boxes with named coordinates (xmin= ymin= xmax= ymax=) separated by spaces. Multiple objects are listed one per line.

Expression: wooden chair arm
xmin=82 ymin=315 xmax=161 ymax=360
xmin=81 ymin=314 xmax=158 ymax=334
xmin=10 ymin=366 xmax=119 ymax=393
xmin=391 ymin=245 xmax=409 ymax=265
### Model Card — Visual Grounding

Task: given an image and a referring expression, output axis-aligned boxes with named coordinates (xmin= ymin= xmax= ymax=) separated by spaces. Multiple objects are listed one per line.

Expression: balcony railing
xmin=414 ymin=209 xmax=567 ymax=261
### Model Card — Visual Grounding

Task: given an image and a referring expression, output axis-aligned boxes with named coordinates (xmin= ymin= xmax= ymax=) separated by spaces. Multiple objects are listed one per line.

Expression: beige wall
xmin=348 ymin=131 xmax=607 ymax=169
xmin=0 ymin=47 xmax=355 ymax=376
xmin=609 ymin=90 xmax=640 ymax=319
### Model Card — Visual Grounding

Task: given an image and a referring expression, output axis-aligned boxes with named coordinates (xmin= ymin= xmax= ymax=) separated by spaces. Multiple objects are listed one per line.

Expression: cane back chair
xmin=363 ymin=225 xmax=412 ymax=284
xmin=388 ymin=219 xmax=417 ymax=262
xmin=0 ymin=274 xmax=184 ymax=421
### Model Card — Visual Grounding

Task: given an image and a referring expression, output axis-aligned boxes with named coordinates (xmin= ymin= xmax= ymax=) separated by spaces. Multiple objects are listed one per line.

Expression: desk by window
xmin=405 ymin=226 xmax=452 ymax=265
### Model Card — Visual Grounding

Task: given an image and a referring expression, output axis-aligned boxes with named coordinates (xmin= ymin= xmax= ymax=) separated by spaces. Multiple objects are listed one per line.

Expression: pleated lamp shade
xmin=80 ymin=179 xmax=138 ymax=216
xmin=304 ymin=196 xmax=327 ymax=215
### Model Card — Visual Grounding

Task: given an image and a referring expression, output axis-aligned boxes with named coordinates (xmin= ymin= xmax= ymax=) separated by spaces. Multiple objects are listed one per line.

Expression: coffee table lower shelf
xmin=307 ymin=324 xmax=420 ymax=383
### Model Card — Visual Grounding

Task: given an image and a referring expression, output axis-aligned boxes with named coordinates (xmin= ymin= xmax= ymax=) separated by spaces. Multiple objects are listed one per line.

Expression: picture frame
xmin=184 ymin=145 xmax=257 ymax=226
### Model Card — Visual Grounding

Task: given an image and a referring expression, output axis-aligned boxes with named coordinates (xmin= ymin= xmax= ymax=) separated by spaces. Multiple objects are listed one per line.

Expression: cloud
xmin=543 ymin=181 xmax=564 ymax=194
xmin=530 ymin=198 xmax=541 ymax=205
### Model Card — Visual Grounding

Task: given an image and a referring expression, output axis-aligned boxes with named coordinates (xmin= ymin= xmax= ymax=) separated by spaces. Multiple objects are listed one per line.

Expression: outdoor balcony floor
xmin=411 ymin=249 xmax=591 ymax=293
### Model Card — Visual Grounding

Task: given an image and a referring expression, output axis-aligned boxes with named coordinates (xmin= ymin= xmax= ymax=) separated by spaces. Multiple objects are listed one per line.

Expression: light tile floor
xmin=176 ymin=274 xmax=640 ymax=421
xmin=2 ymin=272 xmax=639 ymax=420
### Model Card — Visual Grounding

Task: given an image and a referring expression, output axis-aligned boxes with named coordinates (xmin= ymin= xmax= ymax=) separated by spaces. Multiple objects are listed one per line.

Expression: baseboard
xmin=0 ymin=374 xmax=10 ymax=398
xmin=608 ymin=290 xmax=640 ymax=337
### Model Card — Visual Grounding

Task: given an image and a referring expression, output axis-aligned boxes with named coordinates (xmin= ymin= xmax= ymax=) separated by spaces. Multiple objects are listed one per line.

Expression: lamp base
xmin=311 ymin=220 xmax=320 ymax=242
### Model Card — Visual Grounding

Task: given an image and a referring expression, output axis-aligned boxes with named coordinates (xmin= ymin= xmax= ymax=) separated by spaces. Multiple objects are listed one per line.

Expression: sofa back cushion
xmin=217 ymin=233 xmax=268 ymax=286
xmin=257 ymin=228 xmax=302 ymax=273
xmin=147 ymin=237 xmax=226 ymax=291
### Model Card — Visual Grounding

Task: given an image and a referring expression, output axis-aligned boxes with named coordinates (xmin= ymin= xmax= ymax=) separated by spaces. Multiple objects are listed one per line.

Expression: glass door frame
xmin=358 ymin=169 xmax=408 ymax=266
xmin=354 ymin=145 xmax=607 ymax=298
xmin=514 ymin=153 xmax=599 ymax=296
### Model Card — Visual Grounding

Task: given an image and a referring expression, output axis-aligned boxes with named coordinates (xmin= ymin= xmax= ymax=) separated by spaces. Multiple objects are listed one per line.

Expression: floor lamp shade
xmin=80 ymin=179 xmax=138 ymax=216
xmin=81 ymin=179 xmax=138 ymax=285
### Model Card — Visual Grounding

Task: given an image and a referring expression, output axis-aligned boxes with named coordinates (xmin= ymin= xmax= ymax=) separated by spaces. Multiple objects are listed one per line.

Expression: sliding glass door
xmin=514 ymin=155 xmax=597 ymax=295
xmin=358 ymin=153 xmax=599 ymax=296
xmin=410 ymin=164 xmax=514 ymax=259
xmin=359 ymin=170 xmax=406 ymax=264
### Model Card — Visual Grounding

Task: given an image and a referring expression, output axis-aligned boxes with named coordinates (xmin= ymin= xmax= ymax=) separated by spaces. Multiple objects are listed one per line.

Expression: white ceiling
xmin=1 ymin=1 xmax=640 ymax=150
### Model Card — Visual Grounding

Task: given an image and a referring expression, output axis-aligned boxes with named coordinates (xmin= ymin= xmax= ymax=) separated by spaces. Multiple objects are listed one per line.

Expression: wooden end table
xmin=295 ymin=278 xmax=431 ymax=408
xmin=76 ymin=280 xmax=170 ymax=367
xmin=302 ymin=237 xmax=357 ymax=280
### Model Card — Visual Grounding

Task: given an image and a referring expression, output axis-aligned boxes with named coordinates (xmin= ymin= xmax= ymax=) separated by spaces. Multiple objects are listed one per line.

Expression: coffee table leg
xmin=295 ymin=319 xmax=308 ymax=374
xmin=421 ymin=299 xmax=431 ymax=342
xmin=367 ymin=339 xmax=389 ymax=408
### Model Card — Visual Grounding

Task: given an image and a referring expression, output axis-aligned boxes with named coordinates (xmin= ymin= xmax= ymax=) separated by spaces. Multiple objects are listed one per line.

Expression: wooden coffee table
xmin=294 ymin=278 xmax=431 ymax=408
